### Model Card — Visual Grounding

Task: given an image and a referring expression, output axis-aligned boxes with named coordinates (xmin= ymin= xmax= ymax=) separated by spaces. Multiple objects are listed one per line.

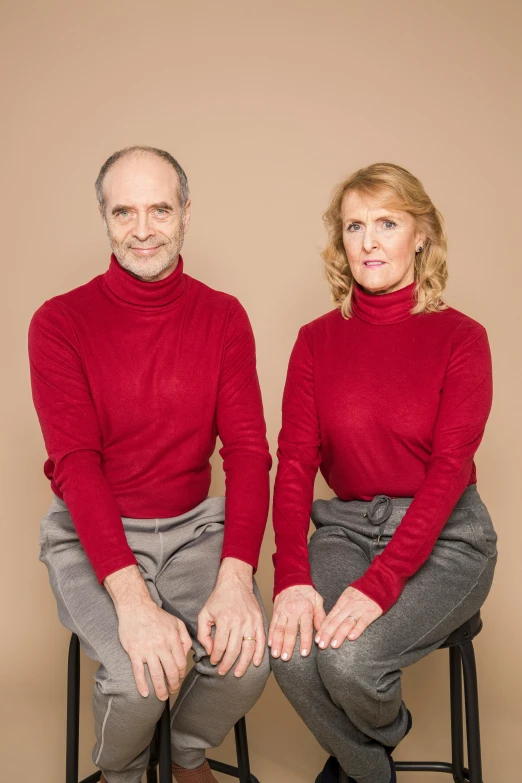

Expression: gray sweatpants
xmin=39 ymin=495 xmax=270 ymax=783
xmin=271 ymin=485 xmax=497 ymax=783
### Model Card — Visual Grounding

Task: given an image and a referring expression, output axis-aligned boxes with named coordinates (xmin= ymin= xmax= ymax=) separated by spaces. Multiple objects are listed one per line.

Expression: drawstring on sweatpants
xmin=364 ymin=495 xmax=393 ymax=545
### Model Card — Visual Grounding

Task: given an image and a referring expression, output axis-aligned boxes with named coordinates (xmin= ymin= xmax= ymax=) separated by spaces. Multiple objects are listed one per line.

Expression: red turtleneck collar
xmin=101 ymin=253 xmax=187 ymax=309
xmin=352 ymin=280 xmax=416 ymax=325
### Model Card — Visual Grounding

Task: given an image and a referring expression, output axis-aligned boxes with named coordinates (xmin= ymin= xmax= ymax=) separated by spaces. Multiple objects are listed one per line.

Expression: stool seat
xmin=440 ymin=612 xmax=483 ymax=648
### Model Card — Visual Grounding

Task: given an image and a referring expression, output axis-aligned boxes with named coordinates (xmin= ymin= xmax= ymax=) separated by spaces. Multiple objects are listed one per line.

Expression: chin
xmin=119 ymin=252 xmax=175 ymax=281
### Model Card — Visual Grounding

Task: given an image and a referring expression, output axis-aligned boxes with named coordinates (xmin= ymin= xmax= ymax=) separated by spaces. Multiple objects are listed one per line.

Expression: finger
xmin=270 ymin=614 xmax=287 ymax=658
xmin=234 ymin=638 xmax=256 ymax=677
xmin=197 ymin=610 xmax=214 ymax=656
xmin=130 ymin=655 xmax=149 ymax=698
xmin=347 ymin=610 xmax=379 ymax=641
xmin=313 ymin=598 xmax=326 ymax=631
xmin=169 ymin=629 xmax=188 ymax=681
xmin=268 ymin=613 xmax=278 ymax=647
xmin=280 ymin=616 xmax=300 ymax=661
xmin=330 ymin=616 xmax=358 ymax=649
xmin=147 ymin=654 xmax=169 ymax=701
xmin=218 ymin=629 xmax=243 ymax=676
xmin=317 ymin=610 xmax=349 ymax=649
xmin=210 ymin=624 xmax=230 ymax=666
xmin=253 ymin=621 xmax=266 ymax=667
xmin=316 ymin=609 xmax=341 ymax=646
xmin=178 ymin=620 xmax=193 ymax=656
xmin=299 ymin=612 xmax=314 ymax=657
xmin=159 ymin=648 xmax=181 ymax=694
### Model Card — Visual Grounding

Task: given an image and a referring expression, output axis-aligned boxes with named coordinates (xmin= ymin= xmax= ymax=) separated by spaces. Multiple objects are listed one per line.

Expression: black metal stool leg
xmin=147 ymin=723 xmax=158 ymax=783
xmin=66 ymin=634 xmax=81 ymax=783
xmin=449 ymin=645 xmax=466 ymax=783
xmin=233 ymin=717 xmax=260 ymax=783
xmin=460 ymin=642 xmax=483 ymax=783
xmin=158 ymin=700 xmax=172 ymax=783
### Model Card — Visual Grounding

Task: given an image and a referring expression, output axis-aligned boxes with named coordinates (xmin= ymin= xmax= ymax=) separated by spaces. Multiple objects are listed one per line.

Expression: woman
xmin=269 ymin=162 xmax=497 ymax=783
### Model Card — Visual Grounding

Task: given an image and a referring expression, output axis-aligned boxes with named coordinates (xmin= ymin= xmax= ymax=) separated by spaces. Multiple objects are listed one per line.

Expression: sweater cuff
xmin=272 ymin=571 xmax=315 ymax=602
xmin=94 ymin=551 xmax=139 ymax=585
xmin=350 ymin=573 xmax=400 ymax=615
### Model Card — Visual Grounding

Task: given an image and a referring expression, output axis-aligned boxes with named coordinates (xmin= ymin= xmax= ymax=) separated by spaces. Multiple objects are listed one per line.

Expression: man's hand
xmin=105 ymin=565 xmax=192 ymax=700
xmin=315 ymin=586 xmax=382 ymax=649
xmin=197 ymin=557 xmax=265 ymax=678
xmin=269 ymin=585 xmax=326 ymax=662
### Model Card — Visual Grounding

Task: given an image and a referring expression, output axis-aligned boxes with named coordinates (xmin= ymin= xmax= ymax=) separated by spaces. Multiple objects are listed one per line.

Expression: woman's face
xmin=341 ymin=190 xmax=426 ymax=295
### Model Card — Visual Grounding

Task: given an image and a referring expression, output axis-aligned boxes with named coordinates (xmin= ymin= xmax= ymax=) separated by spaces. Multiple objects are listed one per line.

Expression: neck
xmin=101 ymin=253 xmax=187 ymax=309
xmin=352 ymin=280 xmax=416 ymax=325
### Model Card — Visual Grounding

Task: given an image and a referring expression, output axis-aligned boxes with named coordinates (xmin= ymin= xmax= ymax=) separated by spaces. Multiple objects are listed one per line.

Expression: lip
xmin=363 ymin=260 xmax=385 ymax=266
xmin=131 ymin=246 xmax=161 ymax=256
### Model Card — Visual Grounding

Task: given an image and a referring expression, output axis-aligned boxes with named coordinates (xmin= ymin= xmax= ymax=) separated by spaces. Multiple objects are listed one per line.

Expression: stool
xmin=395 ymin=611 xmax=484 ymax=783
xmin=66 ymin=633 xmax=261 ymax=783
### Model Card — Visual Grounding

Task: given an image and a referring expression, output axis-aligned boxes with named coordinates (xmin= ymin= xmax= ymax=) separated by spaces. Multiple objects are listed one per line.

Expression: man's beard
xmin=109 ymin=226 xmax=184 ymax=281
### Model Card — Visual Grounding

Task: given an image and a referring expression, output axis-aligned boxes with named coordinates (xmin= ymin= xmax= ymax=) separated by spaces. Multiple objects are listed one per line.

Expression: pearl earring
xmin=417 ymin=246 xmax=423 ymax=253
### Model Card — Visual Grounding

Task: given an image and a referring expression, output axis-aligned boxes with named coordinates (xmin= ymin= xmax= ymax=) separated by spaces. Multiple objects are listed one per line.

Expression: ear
xmin=415 ymin=227 xmax=427 ymax=251
xmin=182 ymin=198 xmax=192 ymax=232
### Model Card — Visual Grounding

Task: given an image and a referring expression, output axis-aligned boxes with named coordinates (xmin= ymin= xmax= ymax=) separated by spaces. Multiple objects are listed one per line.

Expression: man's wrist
xmin=104 ymin=564 xmax=154 ymax=612
xmin=217 ymin=557 xmax=254 ymax=587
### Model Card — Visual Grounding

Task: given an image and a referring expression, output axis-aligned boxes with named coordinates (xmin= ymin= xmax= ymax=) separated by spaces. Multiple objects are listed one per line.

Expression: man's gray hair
xmin=95 ymin=146 xmax=190 ymax=213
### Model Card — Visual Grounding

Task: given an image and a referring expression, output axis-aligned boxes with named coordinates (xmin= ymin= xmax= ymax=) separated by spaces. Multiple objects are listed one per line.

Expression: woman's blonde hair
xmin=322 ymin=162 xmax=448 ymax=318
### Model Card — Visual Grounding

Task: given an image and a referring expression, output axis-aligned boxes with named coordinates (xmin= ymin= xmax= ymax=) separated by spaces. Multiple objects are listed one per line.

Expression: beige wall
xmin=2 ymin=1 xmax=521 ymax=780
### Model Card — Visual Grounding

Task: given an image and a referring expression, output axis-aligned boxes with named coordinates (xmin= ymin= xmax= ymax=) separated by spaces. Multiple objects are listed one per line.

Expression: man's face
xmin=101 ymin=152 xmax=191 ymax=281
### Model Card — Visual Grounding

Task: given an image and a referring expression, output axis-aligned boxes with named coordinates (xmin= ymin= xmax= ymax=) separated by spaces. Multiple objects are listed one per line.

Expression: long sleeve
xmin=218 ymin=300 xmax=272 ymax=570
xmin=272 ymin=327 xmax=321 ymax=597
xmin=352 ymin=323 xmax=493 ymax=612
xmin=29 ymin=302 xmax=137 ymax=583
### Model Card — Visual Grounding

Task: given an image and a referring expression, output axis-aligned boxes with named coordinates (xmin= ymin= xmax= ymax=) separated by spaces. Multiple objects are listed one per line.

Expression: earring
xmin=417 ymin=245 xmax=423 ymax=253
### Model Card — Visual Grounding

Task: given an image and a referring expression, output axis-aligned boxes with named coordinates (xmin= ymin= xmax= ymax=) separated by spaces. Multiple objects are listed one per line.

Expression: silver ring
xmin=347 ymin=615 xmax=358 ymax=623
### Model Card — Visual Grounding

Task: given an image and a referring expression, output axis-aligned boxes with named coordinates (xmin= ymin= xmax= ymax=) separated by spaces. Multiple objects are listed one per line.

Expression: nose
xmin=362 ymin=224 xmax=378 ymax=254
xmin=133 ymin=211 xmax=154 ymax=241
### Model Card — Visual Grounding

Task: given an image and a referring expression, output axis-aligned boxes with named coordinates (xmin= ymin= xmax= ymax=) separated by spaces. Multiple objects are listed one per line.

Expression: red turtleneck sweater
xmin=272 ymin=282 xmax=492 ymax=612
xmin=29 ymin=256 xmax=271 ymax=583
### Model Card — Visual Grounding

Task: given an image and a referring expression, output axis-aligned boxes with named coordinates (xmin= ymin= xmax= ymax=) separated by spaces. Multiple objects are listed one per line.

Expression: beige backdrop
xmin=2 ymin=1 xmax=521 ymax=781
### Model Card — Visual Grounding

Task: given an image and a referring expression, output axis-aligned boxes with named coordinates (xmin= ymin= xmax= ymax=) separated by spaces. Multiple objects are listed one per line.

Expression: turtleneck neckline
xmin=352 ymin=280 xmax=416 ymax=325
xmin=101 ymin=254 xmax=186 ymax=310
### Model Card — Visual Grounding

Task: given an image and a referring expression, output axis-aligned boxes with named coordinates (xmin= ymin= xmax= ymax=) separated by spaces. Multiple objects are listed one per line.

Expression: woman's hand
xmin=315 ymin=586 xmax=382 ymax=648
xmin=269 ymin=585 xmax=326 ymax=661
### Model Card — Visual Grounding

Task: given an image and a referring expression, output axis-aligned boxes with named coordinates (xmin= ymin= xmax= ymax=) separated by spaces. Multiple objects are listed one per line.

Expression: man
xmin=29 ymin=146 xmax=272 ymax=783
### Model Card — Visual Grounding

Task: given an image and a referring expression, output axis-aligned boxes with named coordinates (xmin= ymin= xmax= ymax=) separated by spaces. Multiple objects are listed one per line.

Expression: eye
xmin=347 ymin=222 xmax=362 ymax=232
xmin=156 ymin=208 xmax=166 ymax=215
xmin=382 ymin=220 xmax=396 ymax=230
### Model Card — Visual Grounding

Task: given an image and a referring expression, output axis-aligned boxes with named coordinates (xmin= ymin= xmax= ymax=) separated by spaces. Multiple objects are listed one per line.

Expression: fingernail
xmin=315 ymin=635 xmax=320 ymax=643
xmin=282 ymin=652 xmax=288 ymax=661
xmin=301 ymin=649 xmax=308 ymax=656
xmin=272 ymin=649 xmax=279 ymax=657
xmin=349 ymin=633 xmax=356 ymax=640
xmin=319 ymin=640 xmax=325 ymax=649
xmin=268 ymin=639 xmax=272 ymax=646
xmin=332 ymin=639 xmax=338 ymax=647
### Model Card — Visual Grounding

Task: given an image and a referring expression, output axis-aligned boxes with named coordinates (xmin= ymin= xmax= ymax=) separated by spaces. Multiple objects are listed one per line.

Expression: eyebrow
xmin=345 ymin=212 xmax=403 ymax=223
xmin=111 ymin=201 xmax=174 ymax=215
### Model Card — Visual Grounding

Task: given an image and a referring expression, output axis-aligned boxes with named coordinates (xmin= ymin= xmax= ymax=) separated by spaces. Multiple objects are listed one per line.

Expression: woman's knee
xmin=316 ymin=642 xmax=383 ymax=701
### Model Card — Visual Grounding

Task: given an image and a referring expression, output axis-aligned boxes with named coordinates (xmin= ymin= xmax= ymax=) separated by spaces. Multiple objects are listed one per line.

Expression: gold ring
xmin=243 ymin=636 xmax=257 ymax=641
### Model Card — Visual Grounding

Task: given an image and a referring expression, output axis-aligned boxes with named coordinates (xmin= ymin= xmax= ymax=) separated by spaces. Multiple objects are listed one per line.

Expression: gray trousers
xmin=39 ymin=495 xmax=270 ymax=783
xmin=271 ymin=485 xmax=497 ymax=783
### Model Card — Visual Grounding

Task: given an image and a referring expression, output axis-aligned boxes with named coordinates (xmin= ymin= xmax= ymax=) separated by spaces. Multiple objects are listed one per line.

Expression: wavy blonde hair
xmin=322 ymin=162 xmax=448 ymax=318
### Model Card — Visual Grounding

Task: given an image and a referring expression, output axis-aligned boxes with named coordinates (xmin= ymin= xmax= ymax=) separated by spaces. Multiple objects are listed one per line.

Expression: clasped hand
xmin=269 ymin=584 xmax=382 ymax=661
